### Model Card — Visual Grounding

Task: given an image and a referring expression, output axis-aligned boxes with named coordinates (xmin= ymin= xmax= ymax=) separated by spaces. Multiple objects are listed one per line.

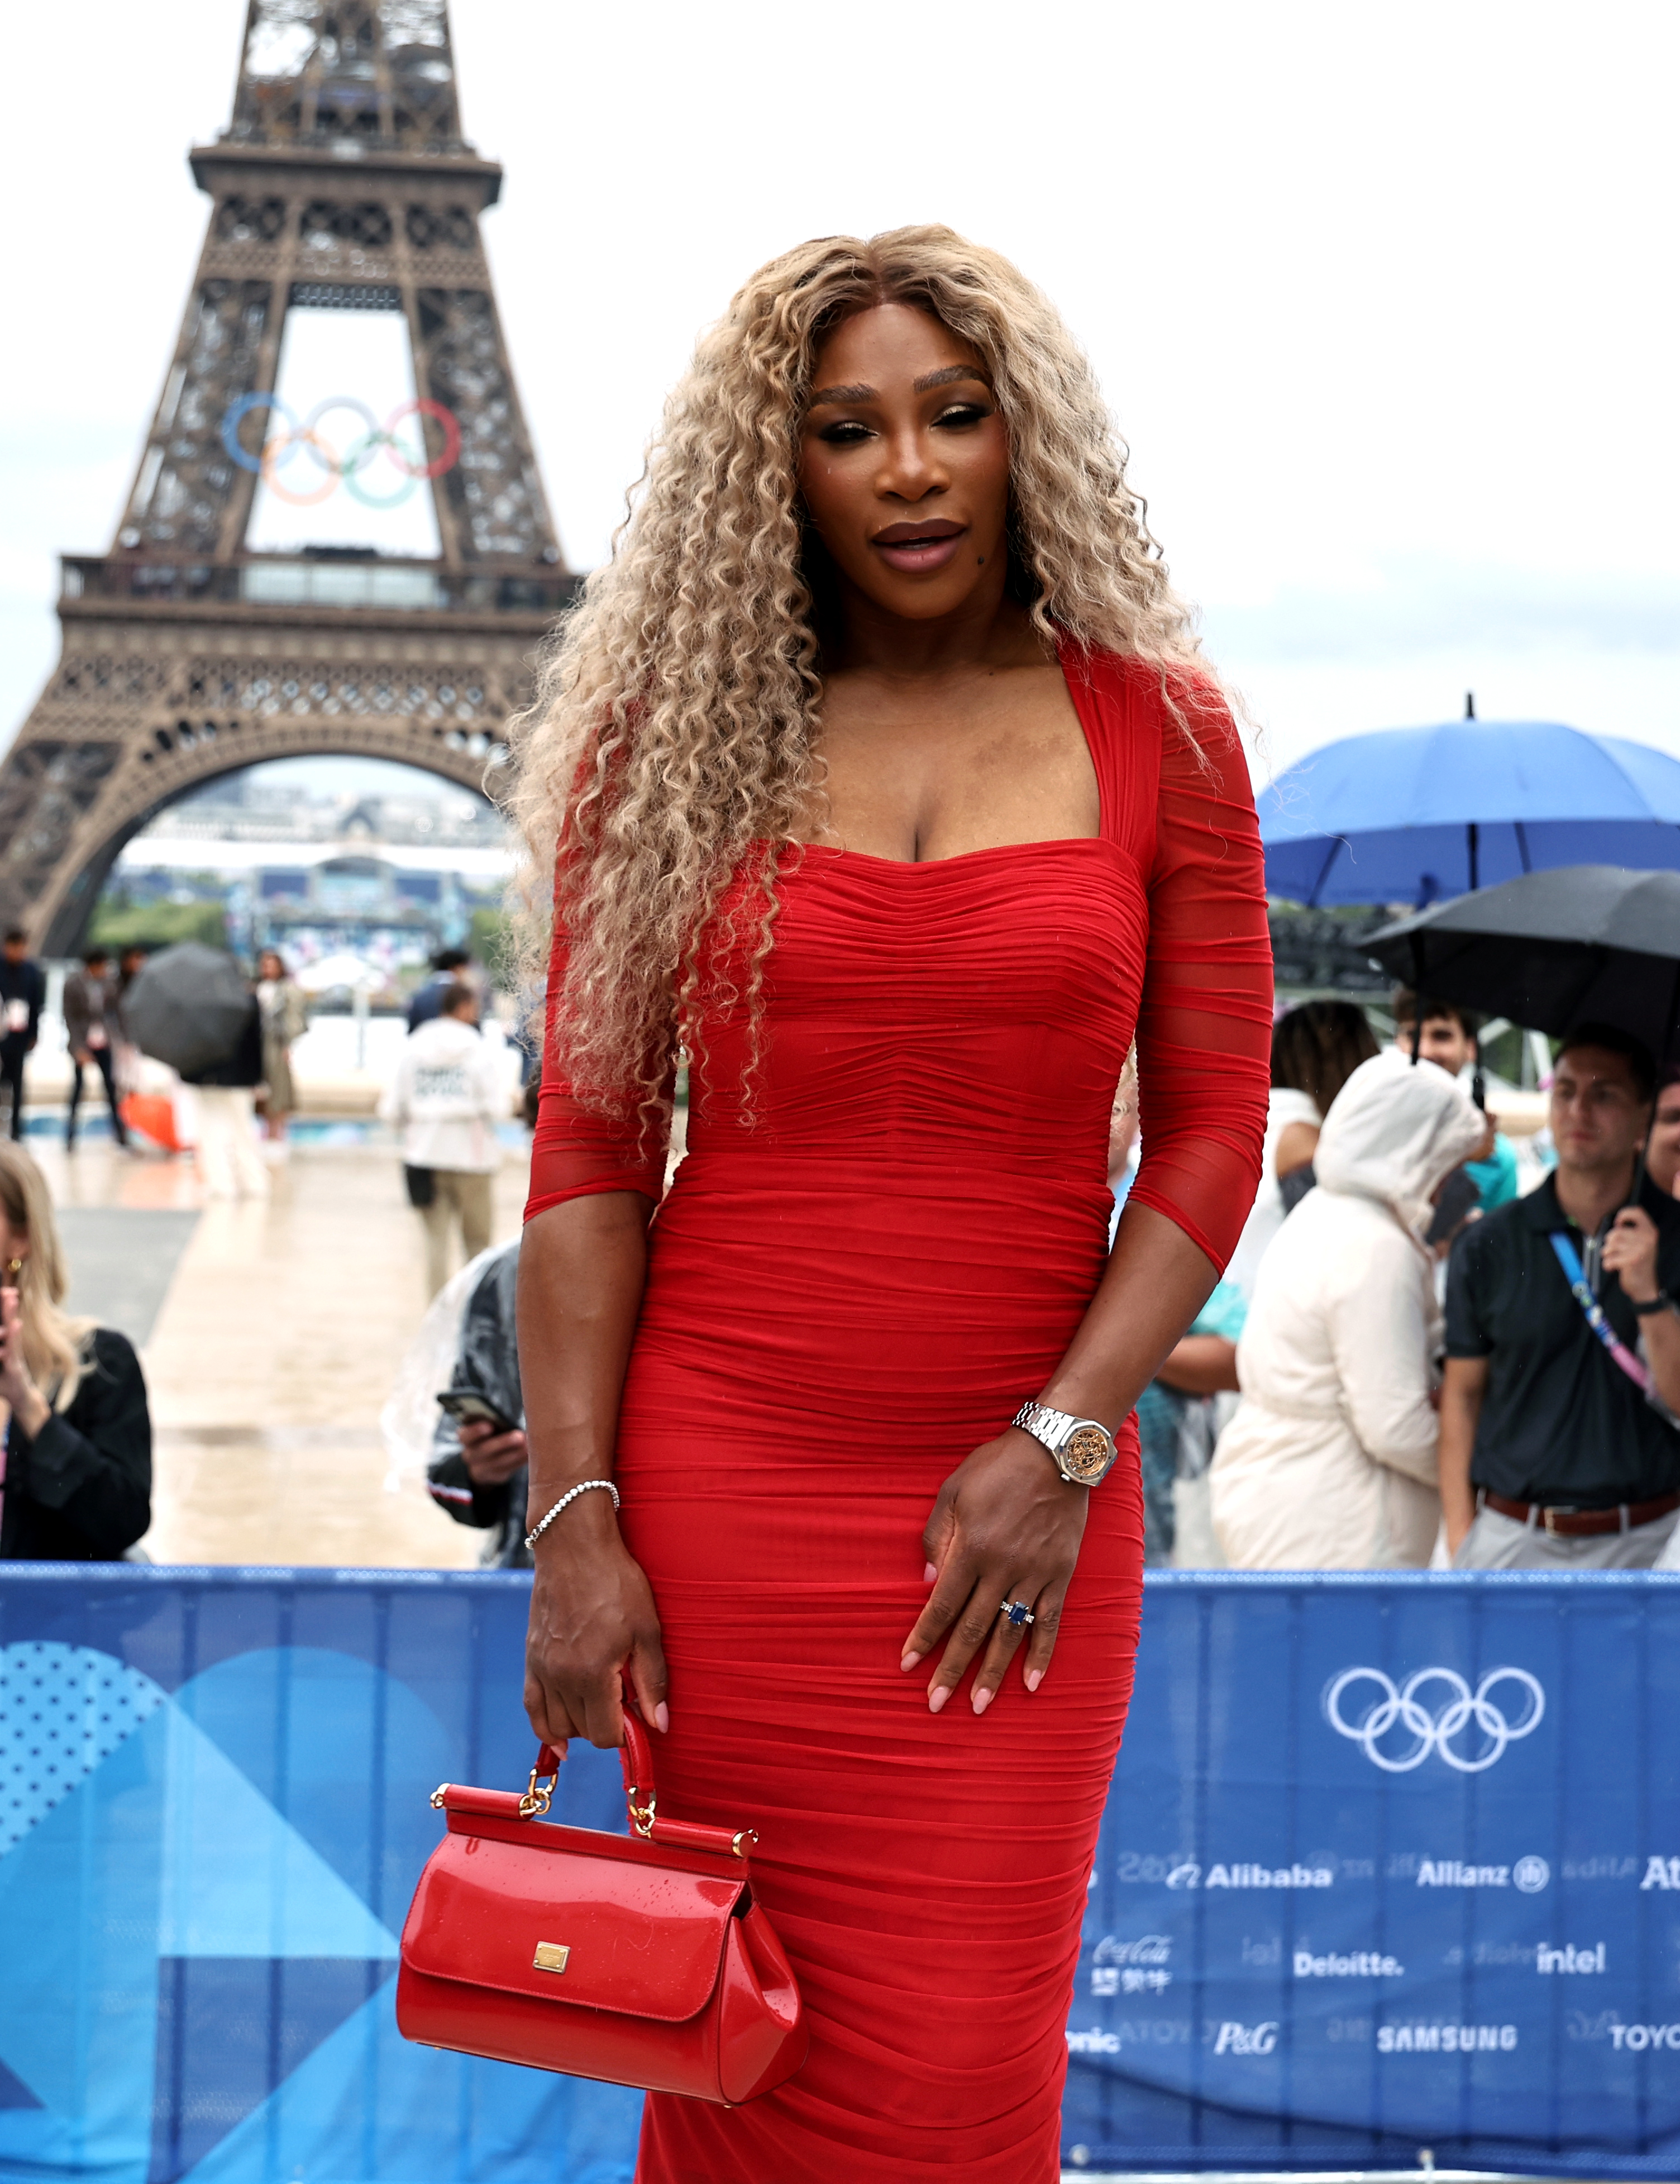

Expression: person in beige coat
xmin=1210 ymin=1048 xmax=1486 ymax=1569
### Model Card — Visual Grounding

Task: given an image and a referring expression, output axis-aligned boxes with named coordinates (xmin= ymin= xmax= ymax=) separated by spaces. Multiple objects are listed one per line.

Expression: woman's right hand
xmin=523 ymin=1500 xmax=669 ymax=1754
xmin=0 ymin=1284 xmax=50 ymax=1439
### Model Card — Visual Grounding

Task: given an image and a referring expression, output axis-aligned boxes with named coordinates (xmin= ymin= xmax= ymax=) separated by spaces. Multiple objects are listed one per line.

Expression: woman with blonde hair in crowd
xmin=1210 ymin=1050 xmax=1485 ymax=1570
xmin=509 ymin=226 xmax=1271 ymax=2177
xmin=0 ymin=1142 xmax=151 ymax=1558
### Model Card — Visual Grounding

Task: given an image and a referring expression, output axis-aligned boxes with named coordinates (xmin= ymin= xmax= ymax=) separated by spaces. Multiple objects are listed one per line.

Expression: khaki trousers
xmin=418 ymin=1167 xmax=494 ymax=1299
xmin=1454 ymin=1501 xmax=1680 ymax=1570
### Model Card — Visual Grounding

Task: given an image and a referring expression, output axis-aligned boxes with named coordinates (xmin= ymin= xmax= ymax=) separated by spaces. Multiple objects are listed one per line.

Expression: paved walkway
xmin=31 ymin=1136 xmax=529 ymax=1567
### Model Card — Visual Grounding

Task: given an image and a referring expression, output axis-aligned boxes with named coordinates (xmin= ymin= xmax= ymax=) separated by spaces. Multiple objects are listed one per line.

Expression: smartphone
xmin=437 ymin=1389 xmax=518 ymax=1436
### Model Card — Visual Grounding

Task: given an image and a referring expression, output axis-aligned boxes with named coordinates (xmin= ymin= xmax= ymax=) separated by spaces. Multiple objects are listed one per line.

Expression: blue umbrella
xmin=1260 ymin=716 xmax=1680 ymax=907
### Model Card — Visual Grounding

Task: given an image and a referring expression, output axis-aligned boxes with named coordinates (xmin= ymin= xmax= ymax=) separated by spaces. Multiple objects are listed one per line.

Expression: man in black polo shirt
xmin=1442 ymin=1023 xmax=1680 ymax=1567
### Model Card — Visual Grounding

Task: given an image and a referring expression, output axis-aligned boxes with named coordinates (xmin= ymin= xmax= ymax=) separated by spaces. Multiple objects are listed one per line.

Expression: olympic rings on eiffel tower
xmin=220 ymin=393 xmax=462 ymax=508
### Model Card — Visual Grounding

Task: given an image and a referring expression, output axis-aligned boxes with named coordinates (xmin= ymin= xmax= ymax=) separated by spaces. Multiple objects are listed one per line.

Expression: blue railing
xmin=3 ymin=1565 xmax=1676 ymax=2182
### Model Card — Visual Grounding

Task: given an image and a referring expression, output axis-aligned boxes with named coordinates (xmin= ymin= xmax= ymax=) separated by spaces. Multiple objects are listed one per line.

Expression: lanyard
xmin=1549 ymin=1230 xmax=1653 ymax=1397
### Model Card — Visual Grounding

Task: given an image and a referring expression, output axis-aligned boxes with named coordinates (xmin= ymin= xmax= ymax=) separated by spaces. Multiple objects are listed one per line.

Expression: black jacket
xmin=0 ymin=957 xmax=45 ymax=1050
xmin=1 ymin=1327 xmax=152 ymax=1559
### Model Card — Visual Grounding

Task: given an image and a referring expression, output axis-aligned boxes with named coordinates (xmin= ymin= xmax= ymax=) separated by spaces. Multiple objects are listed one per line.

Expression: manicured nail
xmin=654 ymin=1704 xmax=670 ymax=1734
xmin=972 ymin=1687 xmax=992 ymax=1716
xmin=1024 ymin=1669 xmax=1042 ymax=1694
xmin=900 ymin=1650 xmax=923 ymax=1672
xmin=928 ymin=1685 xmax=950 ymax=1714
xmin=922 ymin=1563 xmax=938 ymax=1584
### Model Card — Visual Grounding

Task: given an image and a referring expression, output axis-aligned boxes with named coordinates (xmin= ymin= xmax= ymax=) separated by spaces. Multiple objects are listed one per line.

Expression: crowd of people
xmin=1 ymin=914 xmax=1676 ymax=1584
xmin=0 ymin=936 xmax=517 ymax=1566
xmin=404 ymin=980 xmax=1680 ymax=1585
xmin=1179 ymin=993 xmax=1680 ymax=1572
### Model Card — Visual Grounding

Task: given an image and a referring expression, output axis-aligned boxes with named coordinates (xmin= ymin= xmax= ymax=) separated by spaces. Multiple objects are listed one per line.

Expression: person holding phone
xmin=426 ymin=1240 xmax=530 ymax=1565
xmin=0 ymin=1142 xmax=151 ymax=1558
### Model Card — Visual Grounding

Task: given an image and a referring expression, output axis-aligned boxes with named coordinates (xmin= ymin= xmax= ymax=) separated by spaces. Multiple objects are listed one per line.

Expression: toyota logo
xmin=1324 ymin=1667 xmax=1545 ymax=1773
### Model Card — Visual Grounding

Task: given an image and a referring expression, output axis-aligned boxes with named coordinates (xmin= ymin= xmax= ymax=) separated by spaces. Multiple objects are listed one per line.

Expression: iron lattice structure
xmin=0 ymin=0 xmax=575 ymax=951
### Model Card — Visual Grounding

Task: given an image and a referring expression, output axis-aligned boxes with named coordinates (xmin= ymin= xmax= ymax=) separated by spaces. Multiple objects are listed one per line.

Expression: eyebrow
xmin=806 ymin=364 xmax=992 ymax=407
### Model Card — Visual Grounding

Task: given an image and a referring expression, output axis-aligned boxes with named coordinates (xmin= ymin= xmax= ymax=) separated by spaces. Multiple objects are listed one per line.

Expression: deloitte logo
xmin=1325 ymin=1667 xmax=1544 ymax=1773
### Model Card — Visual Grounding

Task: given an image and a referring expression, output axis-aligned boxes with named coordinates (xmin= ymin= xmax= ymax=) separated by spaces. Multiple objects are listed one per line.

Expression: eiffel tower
xmin=0 ymin=0 xmax=574 ymax=952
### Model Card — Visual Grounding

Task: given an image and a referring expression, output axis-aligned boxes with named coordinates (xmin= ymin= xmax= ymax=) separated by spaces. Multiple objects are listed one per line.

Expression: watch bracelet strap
xmin=1013 ymin=1399 xmax=1076 ymax=1453
xmin=1632 ymin=1289 xmax=1676 ymax=1317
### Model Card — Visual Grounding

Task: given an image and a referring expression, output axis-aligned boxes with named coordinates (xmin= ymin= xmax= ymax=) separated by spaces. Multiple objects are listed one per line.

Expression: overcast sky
xmin=3 ymin=0 xmax=1674 ymax=783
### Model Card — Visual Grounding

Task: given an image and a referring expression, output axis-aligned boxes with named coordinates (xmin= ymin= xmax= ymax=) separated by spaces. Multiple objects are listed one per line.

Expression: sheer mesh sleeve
xmin=1127 ymin=692 xmax=1274 ymax=1270
xmin=524 ymin=922 xmax=670 ymax=1220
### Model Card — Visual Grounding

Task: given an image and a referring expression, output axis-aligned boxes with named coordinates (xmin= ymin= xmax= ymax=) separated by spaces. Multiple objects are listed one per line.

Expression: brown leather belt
xmin=1483 ymin=1489 xmax=1680 ymax=1538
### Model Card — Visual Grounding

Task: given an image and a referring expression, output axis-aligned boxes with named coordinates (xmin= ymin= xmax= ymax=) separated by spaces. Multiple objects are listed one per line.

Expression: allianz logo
xmin=1326 ymin=1667 xmax=1544 ymax=1773
xmin=1416 ymin=1855 xmax=1550 ymax=1892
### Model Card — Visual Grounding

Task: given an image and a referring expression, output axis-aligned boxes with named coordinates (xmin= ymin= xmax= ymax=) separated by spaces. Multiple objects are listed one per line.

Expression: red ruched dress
xmin=526 ymin=648 xmax=1272 ymax=2182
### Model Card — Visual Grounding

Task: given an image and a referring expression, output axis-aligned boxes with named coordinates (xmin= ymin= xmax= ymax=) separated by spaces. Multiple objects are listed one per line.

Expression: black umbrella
xmin=1367 ymin=865 xmax=1680 ymax=1061
xmin=122 ymin=942 xmax=254 ymax=1077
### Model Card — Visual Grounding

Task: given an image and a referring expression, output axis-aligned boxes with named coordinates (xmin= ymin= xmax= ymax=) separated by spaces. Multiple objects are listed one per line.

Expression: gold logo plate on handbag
xmin=532 ymin=1942 xmax=570 ymax=1973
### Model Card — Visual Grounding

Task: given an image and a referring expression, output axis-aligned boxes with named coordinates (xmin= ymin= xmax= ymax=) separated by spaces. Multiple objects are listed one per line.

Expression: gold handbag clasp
xmin=627 ymin=1786 xmax=657 ymax=1839
xmin=519 ymin=1763 xmax=557 ymax=1820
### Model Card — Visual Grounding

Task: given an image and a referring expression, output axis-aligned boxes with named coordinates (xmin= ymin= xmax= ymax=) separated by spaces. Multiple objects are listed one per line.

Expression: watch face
xmin=1062 ymin=1422 xmax=1114 ymax=1483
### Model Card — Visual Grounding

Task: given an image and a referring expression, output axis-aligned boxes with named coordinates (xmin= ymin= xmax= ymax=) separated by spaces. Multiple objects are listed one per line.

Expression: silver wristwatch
xmin=1012 ymin=1400 xmax=1119 ymax=1486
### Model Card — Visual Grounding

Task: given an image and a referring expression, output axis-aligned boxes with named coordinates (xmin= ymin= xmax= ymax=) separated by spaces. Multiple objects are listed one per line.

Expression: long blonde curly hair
xmin=0 ymin=1143 xmax=95 ymax=1410
xmin=509 ymin=223 xmax=1206 ymax=1115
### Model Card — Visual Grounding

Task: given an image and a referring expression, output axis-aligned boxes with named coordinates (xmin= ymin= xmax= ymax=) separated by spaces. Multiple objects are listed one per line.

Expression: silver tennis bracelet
xmin=524 ymin=1478 xmax=621 ymax=1552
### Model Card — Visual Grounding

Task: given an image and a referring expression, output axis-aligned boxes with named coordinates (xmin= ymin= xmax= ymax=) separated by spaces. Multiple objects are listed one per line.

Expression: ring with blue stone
xmin=999 ymin=1598 xmax=1034 ymax=1629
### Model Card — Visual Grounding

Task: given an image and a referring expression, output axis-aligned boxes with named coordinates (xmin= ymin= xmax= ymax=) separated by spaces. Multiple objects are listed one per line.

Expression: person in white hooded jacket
xmin=380 ymin=982 xmax=507 ymax=1298
xmin=1209 ymin=1048 xmax=1487 ymax=1569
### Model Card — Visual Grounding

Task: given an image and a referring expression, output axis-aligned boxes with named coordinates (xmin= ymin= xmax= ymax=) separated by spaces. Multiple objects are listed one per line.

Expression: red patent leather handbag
xmin=397 ymin=1706 xmax=807 ymax=2106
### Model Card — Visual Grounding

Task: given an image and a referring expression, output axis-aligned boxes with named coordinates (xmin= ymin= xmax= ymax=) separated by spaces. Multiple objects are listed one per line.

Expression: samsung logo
xmin=1378 ymin=2023 xmax=1517 ymax=2053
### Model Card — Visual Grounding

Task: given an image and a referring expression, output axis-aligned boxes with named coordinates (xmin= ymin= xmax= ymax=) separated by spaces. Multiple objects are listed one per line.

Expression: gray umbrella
xmin=1368 ymin=864 xmax=1680 ymax=1060
xmin=122 ymin=942 xmax=254 ymax=1077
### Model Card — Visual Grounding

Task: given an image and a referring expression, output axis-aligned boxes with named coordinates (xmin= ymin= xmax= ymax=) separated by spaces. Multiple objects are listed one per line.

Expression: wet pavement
xmin=29 ymin=1133 xmax=529 ymax=1567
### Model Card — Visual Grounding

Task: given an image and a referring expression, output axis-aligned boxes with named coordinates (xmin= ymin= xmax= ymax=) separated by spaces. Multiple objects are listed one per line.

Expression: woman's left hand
xmin=0 ymin=1286 xmax=49 ymax=1437
xmin=901 ymin=1429 xmax=1087 ymax=1716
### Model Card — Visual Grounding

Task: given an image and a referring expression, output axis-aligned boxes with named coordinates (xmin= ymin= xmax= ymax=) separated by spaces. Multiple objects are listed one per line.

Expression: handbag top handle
xmin=518 ymin=1696 xmax=756 ymax=1861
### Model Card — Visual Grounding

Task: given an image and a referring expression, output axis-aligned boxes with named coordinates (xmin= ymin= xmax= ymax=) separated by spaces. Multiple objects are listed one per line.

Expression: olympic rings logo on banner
xmin=1324 ymin=1666 xmax=1545 ymax=1773
xmin=220 ymin=393 xmax=461 ymax=509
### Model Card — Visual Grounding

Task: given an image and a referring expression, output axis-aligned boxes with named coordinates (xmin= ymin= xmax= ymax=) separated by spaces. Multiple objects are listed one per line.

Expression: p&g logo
xmin=1213 ymin=2021 xmax=1278 ymax=2056
xmin=1325 ymin=1667 xmax=1544 ymax=1773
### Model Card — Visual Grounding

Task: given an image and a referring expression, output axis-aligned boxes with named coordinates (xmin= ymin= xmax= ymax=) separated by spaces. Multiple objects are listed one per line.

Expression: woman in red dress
xmin=512 ymin=227 xmax=1272 ymax=2182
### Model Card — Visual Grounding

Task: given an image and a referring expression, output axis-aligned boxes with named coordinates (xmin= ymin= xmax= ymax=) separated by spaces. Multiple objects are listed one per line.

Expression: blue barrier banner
xmin=1068 ymin=1571 xmax=1680 ymax=2178
xmin=0 ymin=1567 xmax=639 ymax=2184
xmin=4 ymin=1566 xmax=1679 ymax=2181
